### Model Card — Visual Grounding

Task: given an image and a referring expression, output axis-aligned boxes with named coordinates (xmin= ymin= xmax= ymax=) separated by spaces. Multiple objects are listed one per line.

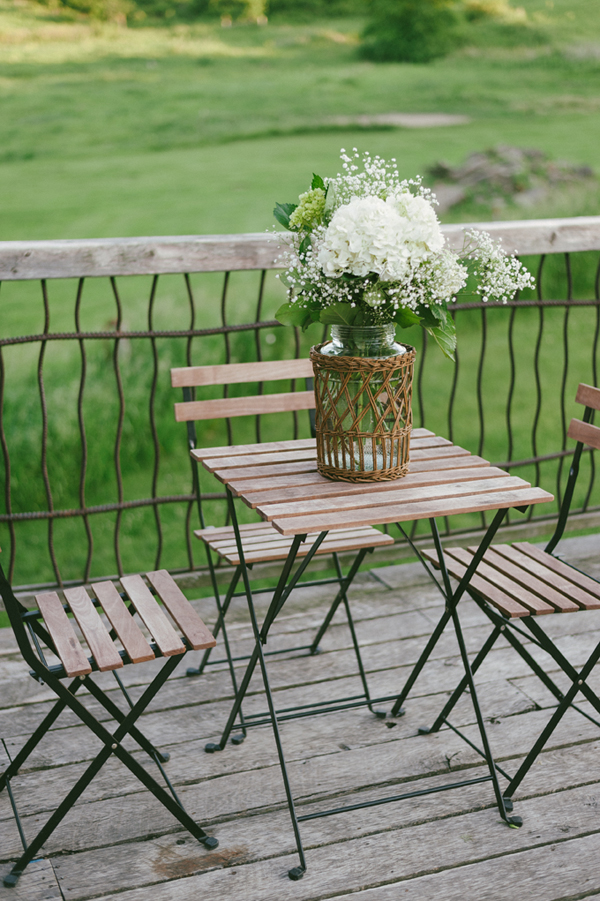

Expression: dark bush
xmin=266 ymin=0 xmax=364 ymax=19
xmin=361 ymin=0 xmax=460 ymax=63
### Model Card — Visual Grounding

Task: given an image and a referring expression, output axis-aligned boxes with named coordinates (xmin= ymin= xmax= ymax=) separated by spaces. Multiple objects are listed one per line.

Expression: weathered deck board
xmin=1 ymin=542 xmax=600 ymax=901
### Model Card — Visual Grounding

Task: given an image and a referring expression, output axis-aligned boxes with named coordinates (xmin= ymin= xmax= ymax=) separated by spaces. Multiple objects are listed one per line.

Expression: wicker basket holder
xmin=310 ymin=343 xmax=416 ymax=482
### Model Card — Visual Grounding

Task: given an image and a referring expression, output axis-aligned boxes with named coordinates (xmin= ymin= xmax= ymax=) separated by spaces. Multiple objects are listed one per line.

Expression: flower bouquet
xmin=273 ymin=149 xmax=535 ymax=481
xmin=274 ymin=148 xmax=534 ymax=358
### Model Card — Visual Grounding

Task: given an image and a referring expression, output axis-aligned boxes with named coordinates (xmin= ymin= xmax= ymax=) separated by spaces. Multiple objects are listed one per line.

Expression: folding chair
xmin=172 ymin=359 xmax=394 ymax=738
xmin=0 ymin=559 xmax=218 ymax=887
xmin=418 ymin=381 xmax=600 ymax=808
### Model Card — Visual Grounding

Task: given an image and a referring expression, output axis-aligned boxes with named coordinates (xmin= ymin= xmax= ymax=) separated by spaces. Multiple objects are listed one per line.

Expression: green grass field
xmin=2 ymin=0 xmax=600 ymax=241
xmin=3 ymin=0 xmax=600 ymax=586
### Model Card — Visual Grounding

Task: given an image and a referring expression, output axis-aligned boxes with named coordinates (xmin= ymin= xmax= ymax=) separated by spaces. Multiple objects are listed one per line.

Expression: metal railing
xmin=2 ymin=217 xmax=600 ymax=589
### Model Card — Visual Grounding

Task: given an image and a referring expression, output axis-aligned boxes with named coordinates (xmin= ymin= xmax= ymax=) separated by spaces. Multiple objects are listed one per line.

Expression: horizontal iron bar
xmin=0 ymin=493 xmax=226 ymax=522
xmin=206 ymin=645 xmax=314 ymax=666
xmin=238 ymin=693 xmax=400 ymax=728
xmin=492 ymin=447 xmax=590 ymax=470
xmin=0 ymin=321 xmax=282 ymax=348
xmin=453 ymin=297 xmax=600 ymax=311
xmin=297 ymin=775 xmax=494 ymax=822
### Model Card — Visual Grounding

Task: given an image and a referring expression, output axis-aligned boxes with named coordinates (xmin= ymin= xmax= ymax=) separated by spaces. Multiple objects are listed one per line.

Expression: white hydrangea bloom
xmin=387 ymin=191 xmax=445 ymax=261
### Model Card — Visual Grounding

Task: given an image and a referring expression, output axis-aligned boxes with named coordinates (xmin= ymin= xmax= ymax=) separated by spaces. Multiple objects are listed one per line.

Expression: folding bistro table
xmin=193 ymin=428 xmax=553 ymax=880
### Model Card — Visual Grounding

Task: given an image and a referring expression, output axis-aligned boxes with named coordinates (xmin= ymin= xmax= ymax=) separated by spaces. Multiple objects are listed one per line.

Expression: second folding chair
xmin=416 ymin=381 xmax=600 ymax=809
xmin=172 ymin=358 xmax=395 ymax=740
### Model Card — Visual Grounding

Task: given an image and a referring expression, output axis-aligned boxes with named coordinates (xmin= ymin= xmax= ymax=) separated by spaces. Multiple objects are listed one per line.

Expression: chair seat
xmin=423 ymin=541 xmax=600 ymax=620
xmin=35 ymin=570 xmax=216 ymax=678
xmin=195 ymin=521 xmax=394 ymax=566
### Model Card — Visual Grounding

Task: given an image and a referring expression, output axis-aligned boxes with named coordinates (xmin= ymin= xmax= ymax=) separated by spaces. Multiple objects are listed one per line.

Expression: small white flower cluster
xmin=275 ymin=150 xmax=536 ymax=332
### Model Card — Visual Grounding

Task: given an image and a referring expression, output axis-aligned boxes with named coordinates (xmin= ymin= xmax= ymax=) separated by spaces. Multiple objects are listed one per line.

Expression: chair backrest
xmin=171 ymin=359 xmax=315 ymax=423
xmin=567 ymin=383 xmax=600 ymax=449
xmin=546 ymin=382 xmax=600 ymax=553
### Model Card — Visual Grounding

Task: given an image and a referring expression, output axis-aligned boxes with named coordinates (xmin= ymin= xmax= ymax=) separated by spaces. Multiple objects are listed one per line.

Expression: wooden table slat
xmin=226 ymin=454 xmax=491 ymax=495
xmin=200 ymin=440 xmax=470 ymax=475
xmin=92 ymin=581 xmax=155 ymax=664
xmin=120 ymin=575 xmax=186 ymax=657
xmin=190 ymin=428 xmax=436 ymax=461
xmin=63 ymin=586 xmax=124 ymax=671
xmin=256 ymin=475 xmax=531 ymax=521
xmin=35 ymin=592 xmax=92 ymax=677
xmin=269 ymin=487 xmax=553 ymax=535
xmin=252 ymin=469 xmax=512 ymax=515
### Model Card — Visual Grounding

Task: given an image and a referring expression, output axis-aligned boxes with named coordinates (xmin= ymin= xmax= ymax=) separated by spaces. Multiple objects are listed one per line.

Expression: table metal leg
xmin=205 ymin=489 xmax=309 ymax=878
xmin=391 ymin=508 xmax=508 ymax=716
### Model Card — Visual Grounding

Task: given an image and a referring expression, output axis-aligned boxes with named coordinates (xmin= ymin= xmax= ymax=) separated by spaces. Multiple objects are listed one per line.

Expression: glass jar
xmin=319 ymin=324 xmax=407 ymax=359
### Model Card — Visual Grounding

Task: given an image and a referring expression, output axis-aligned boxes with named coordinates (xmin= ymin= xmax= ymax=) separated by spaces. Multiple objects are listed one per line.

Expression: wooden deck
xmin=2 ymin=534 xmax=600 ymax=900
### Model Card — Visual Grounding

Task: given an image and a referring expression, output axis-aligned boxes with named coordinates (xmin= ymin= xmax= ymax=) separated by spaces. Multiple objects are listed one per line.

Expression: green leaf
xmin=273 ymin=202 xmax=297 ymax=230
xmin=319 ymin=303 xmax=359 ymax=327
xmin=311 ymin=173 xmax=325 ymax=191
xmin=419 ymin=304 xmax=447 ymax=327
xmin=424 ymin=315 xmax=457 ymax=361
xmin=275 ymin=302 xmax=314 ymax=330
xmin=394 ymin=307 xmax=421 ymax=329
xmin=299 ymin=234 xmax=311 ymax=256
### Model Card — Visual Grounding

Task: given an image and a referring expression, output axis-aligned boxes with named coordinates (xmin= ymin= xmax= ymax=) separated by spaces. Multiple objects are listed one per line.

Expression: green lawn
xmin=1 ymin=0 xmax=600 ymax=241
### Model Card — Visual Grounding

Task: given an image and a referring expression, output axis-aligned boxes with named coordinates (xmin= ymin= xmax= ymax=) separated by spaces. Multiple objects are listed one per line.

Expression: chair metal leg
xmin=3 ymin=653 xmax=217 ymax=887
xmin=0 ymin=678 xmax=83 ymax=792
xmin=429 ymin=519 xmax=522 ymax=828
xmin=418 ymin=623 xmax=504 ymax=735
xmin=503 ymin=622 xmax=600 ymax=802
xmin=391 ymin=508 xmax=509 ymax=716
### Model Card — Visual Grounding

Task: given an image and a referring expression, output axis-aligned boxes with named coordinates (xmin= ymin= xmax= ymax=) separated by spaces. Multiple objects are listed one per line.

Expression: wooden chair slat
xmin=63 ymin=586 xmax=124 ymax=671
xmin=469 ymin=546 xmax=579 ymax=613
xmin=513 ymin=542 xmax=600 ymax=602
xmin=421 ymin=549 xmax=530 ymax=618
xmin=575 ymin=382 xmax=600 ymax=411
xmin=120 ymin=575 xmax=186 ymax=657
xmin=269 ymin=487 xmax=552 ymax=535
xmin=35 ymin=592 xmax=92 ymax=677
xmin=487 ymin=544 xmax=600 ymax=611
xmin=146 ymin=570 xmax=216 ymax=651
xmin=195 ymin=521 xmax=275 ymax=540
xmin=450 ymin=548 xmax=558 ymax=614
xmin=198 ymin=525 xmax=391 ymax=550
xmin=220 ymin=531 xmax=395 ymax=566
xmin=247 ymin=467 xmax=509 ymax=511
xmin=204 ymin=528 xmax=393 ymax=555
xmin=256 ymin=476 xmax=531 ymax=522
xmin=171 ymin=359 xmax=314 ymax=388
xmin=92 ymin=581 xmax=155 ymax=663
xmin=567 ymin=418 xmax=600 ymax=450
xmin=175 ymin=391 xmax=315 ymax=423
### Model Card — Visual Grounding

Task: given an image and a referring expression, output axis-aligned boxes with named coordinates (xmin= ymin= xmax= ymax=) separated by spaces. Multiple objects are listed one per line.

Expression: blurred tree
xmin=361 ymin=0 xmax=460 ymax=62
